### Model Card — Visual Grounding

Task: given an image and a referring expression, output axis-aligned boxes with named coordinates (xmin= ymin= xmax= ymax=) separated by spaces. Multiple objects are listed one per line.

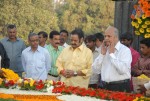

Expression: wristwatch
xmin=74 ymin=71 xmax=78 ymax=76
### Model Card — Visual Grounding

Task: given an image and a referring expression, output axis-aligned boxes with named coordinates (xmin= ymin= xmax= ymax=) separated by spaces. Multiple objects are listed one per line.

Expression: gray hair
xmin=28 ymin=33 xmax=38 ymax=40
xmin=106 ymin=26 xmax=119 ymax=39
xmin=114 ymin=27 xmax=119 ymax=39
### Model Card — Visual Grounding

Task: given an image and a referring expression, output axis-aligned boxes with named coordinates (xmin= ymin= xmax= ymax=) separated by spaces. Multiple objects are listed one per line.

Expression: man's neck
xmin=91 ymin=47 xmax=95 ymax=52
xmin=31 ymin=47 xmax=38 ymax=52
xmin=9 ymin=38 xmax=17 ymax=42
xmin=40 ymin=43 xmax=46 ymax=47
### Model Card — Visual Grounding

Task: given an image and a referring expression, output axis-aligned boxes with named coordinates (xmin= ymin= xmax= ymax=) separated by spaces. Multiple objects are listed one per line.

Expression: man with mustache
xmin=56 ymin=29 xmax=93 ymax=88
xmin=46 ymin=31 xmax=63 ymax=81
xmin=0 ymin=24 xmax=26 ymax=77
xmin=92 ymin=26 xmax=132 ymax=92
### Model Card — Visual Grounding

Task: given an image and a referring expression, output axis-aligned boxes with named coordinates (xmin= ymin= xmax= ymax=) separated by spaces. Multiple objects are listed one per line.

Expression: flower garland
xmin=131 ymin=0 xmax=150 ymax=38
xmin=0 ymin=93 xmax=61 ymax=101
xmin=52 ymin=86 xmax=144 ymax=101
xmin=1 ymin=68 xmax=20 ymax=81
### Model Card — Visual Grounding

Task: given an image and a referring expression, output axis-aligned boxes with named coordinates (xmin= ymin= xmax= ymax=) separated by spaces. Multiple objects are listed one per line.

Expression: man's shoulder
xmin=0 ymin=37 xmax=7 ymax=42
xmin=22 ymin=47 xmax=29 ymax=54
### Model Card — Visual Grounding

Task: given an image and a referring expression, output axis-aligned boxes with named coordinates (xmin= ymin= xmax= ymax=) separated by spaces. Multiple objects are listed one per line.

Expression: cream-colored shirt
xmin=56 ymin=45 xmax=93 ymax=88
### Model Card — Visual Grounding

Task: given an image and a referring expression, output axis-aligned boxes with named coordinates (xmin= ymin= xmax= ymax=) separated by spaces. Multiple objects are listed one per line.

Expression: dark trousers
xmin=103 ymin=80 xmax=131 ymax=93
xmin=88 ymin=84 xmax=98 ymax=89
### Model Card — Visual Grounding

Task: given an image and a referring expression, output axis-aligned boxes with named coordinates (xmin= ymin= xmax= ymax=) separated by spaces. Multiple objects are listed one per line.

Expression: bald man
xmin=92 ymin=26 xmax=132 ymax=92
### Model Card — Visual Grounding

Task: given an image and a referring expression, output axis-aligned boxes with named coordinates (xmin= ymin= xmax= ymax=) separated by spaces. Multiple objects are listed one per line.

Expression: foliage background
xmin=0 ymin=0 xmax=114 ymax=43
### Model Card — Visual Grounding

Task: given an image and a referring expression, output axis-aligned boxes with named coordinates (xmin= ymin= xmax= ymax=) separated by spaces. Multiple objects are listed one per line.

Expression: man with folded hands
xmin=56 ymin=29 xmax=93 ymax=88
xmin=92 ymin=26 xmax=132 ymax=92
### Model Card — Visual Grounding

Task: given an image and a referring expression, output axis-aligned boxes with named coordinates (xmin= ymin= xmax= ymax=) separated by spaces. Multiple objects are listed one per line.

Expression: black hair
xmin=7 ymin=24 xmax=16 ymax=29
xmin=70 ymin=28 xmax=84 ymax=39
xmin=60 ymin=30 xmax=69 ymax=36
xmin=49 ymin=30 xmax=60 ymax=39
xmin=120 ymin=32 xmax=133 ymax=41
xmin=94 ymin=33 xmax=104 ymax=42
xmin=85 ymin=35 xmax=96 ymax=42
xmin=38 ymin=31 xmax=48 ymax=38
xmin=140 ymin=38 xmax=150 ymax=47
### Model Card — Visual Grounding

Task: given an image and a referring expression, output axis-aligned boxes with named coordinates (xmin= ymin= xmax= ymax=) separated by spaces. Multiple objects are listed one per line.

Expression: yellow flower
xmin=135 ymin=31 xmax=140 ymax=35
xmin=147 ymin=28 xmax=150 ymax=33
xmin=1 ymin=68 xmax=20 ymax=81
xmin=131 ymin=21 xmax=135 ymax=26
xmin=142 ymin=24 xmax=147 ymax=28
xmin=29 ymin=80 xmax=34 ymax=87
xmin=48 ymin=80 xmax=53 ymax=85
xmin=144 ymin=34 xmax=150 ymax=38
xmin=135 ymin=23 xmax=139 ymax=28
xmin=145 ymin=21 xmax=150 ymax=25
xmin=139 ymin=28 xmax=144 ymax=33
xmin=142 ymin=14 xmax=146 ymax=19
xmin=133 ymin=97 xmax=138 ymax=101
xmin=24 ymin=80 xmax=29 ymax=85
xmin=0 ymin=78 xmax=3 ymax=85
xmin=137 ymin=18 xmax=142 ymax=24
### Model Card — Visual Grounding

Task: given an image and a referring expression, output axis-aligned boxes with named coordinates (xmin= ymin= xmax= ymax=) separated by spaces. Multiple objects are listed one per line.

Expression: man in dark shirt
xmin=0 ymin=42 xmax=10 ymax=68
xmin=0 ymin=42 xmax=10 ymax=78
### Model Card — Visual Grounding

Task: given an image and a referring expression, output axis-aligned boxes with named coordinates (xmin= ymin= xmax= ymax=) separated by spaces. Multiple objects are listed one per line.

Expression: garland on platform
xmin=0 ymin=68 xmax=150 ymax=101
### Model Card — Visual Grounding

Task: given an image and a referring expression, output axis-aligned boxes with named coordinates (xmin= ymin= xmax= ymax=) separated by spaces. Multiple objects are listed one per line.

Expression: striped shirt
xmin=46 ymin=44 xmax=63 ymax=76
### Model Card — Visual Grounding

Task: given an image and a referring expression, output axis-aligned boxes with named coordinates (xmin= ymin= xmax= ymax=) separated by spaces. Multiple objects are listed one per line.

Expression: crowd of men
xmin=0 ymin=24 xmax=150 ymax=94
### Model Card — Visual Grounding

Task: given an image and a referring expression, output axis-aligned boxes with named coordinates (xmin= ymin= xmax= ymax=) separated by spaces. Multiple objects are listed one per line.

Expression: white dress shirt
xmin=62 ymin=42 xmax=69 ymax=48
xmin=92 ymin=41 xmax=132 ymax=82
xmin=21 ymin=46 xmax=51 ymax=80
xmin=144 ymin=81 xmax=150 ymax=90
xmin=89 ymin=48 xmax=99 ymax=84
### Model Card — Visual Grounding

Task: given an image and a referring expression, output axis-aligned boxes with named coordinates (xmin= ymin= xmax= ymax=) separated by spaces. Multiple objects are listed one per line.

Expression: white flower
xmin=46 ymin=86 xmax=54 ymax=93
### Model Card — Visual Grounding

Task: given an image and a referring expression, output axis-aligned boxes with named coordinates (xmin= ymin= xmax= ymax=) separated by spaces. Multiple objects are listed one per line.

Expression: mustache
xmin=71 ymin=44 xmax=77 ymax=46
xmin=55 ymin=43 xmax=60 ymax=44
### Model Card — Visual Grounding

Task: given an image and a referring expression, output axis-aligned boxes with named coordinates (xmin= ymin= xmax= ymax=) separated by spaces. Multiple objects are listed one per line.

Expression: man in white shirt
xmin=94 ymin=32 xmax=104 ymax=52
xmin=138 ymin=81 xmax=150 ymax=94
xmin=21 ymin=33 xmax=51 ymax=80
xmin=38 ymin=31 xmax=48 ymax=48
xmin=85 ymin=35 xmax=99 ymax=89
xmin=92 ymin=26 xmax=132 ymax=92
xmin=60 ymin=30 xmax=69 ymax=48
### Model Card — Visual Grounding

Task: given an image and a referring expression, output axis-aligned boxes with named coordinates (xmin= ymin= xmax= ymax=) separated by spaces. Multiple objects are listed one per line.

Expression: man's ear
xmin=80 ymin=38 xmax=84 ymax=44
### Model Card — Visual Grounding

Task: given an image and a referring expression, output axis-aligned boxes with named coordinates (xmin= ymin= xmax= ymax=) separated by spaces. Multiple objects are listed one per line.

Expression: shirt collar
xmin=27 ymin=45 xmax=41 ymax=52
xmin=6 ymin=37 xmax=19 ymax=41
xmin=69 ymin=44 xmax=84 ymax=51
xmin=50 ymin=44 xmax=62 ymax=51
xmin=115 ymin=41 xmax=121 ymax=51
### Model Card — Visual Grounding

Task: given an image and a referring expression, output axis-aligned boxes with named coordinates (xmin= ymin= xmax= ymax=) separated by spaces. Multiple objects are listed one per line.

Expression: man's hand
xmin=101 ymin=42 xmax=107 ymax=55
xmin=137 ymin=85 xmax=147 ymax=94
xmin=109 ymin=41 xmax=115 ymax=54
xmin=61 ymin=69 xmax=74 ymax=78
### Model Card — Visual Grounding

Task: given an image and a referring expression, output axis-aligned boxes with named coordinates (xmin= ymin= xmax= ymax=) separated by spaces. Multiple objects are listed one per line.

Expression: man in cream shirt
xmin=56 ymin=29 xmax=93 ymax=88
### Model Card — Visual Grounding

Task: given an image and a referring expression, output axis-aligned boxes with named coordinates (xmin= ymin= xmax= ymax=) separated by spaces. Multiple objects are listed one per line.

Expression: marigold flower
xmin=137 ymin=18 xmax=142 ymax=24
xmin=145 ymin=21 xmax=150 ymax=25
xmin=145 ymin=11 xmax=150 ymax=17
xmin=144 ymin=34 xmax=150 ymax=38
xmin=142 ymin=24 xmax=147 ymax=28
xmin=139 ymin=28 xmax=145 ymax=33
xmin=24 ymin=80 xmax=29 ymax=85
xmin=142 ymin=14 xmax=146 ymax=19
xmin=0 ymin=78 xmax=3 ymax=85
xmin=146 ymin=28 xmax=150 ymax=33
xmin=135 ymin=23 xmax=139 ymax=28
xmin=131 ymin=21 xmax=136 ymax=26
xmin=135 ymin=31 xmax=140 ymax=35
